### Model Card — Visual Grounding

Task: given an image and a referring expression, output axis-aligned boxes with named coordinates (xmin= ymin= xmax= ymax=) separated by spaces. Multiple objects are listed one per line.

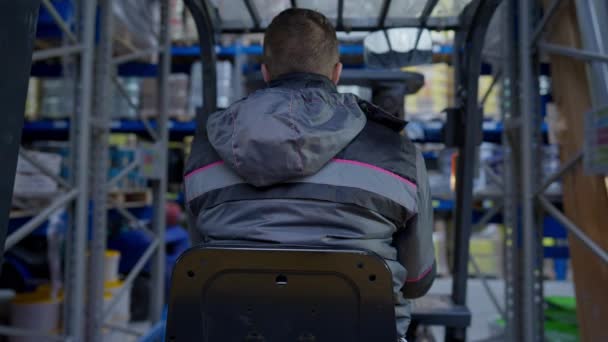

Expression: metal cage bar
xmin=447 ymin=1 xmax=503 ymax=340
xmin=378 ymin=0 xmax=392 ymax=28
xmin=337 ymin=0 xmax=344 ymax=29
xmin=243 ymin=0 xmax=261 ymax=29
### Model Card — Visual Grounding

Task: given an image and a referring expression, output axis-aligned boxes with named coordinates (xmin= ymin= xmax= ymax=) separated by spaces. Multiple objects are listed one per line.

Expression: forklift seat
xmin=165 ymin=245 xmax=397 ymax=342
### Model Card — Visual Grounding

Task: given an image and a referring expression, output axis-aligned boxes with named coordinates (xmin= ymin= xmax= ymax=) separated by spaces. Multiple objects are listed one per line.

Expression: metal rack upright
xmin=503 ymin=0 xmax=608 ymax=341
xmin=0 ymin=0 xmax=170 ymax=340
xmin=86 ymin=0 xmax=171 ymax=340
xmin=0 ymin=0 xmax=96 ymax=341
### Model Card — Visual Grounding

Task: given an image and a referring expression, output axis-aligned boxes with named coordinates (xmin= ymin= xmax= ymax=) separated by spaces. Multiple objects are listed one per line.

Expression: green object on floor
xmin=493 ymin=296 xmax=579 ymax=341
xmin=545 ymin=296 xmax=579 ymax=342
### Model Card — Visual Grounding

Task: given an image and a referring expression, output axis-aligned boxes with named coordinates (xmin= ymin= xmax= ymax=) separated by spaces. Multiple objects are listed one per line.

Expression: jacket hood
xmin=207 ymin=73 xmax=367 ymax=187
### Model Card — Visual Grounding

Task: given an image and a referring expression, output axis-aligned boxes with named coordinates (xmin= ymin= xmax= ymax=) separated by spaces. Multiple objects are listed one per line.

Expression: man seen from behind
xmin=184 ymin=8 xmax=436 ymax=341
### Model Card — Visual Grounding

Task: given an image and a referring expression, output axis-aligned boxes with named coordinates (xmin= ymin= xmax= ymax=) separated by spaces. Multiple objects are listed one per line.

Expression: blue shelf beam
xmin=172 ymin=44 xmax=364 ymax=57
xmin=23 ymin=119 xmax=528 ymax=143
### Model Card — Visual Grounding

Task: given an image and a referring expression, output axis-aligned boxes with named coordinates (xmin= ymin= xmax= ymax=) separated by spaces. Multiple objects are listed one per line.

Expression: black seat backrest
xmin=165 ymin=245 xmax=396 ymax=342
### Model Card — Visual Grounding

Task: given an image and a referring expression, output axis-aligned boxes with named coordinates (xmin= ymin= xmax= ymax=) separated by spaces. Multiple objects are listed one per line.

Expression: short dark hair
xmin=263 ymin=8 xmax=339 ymax=80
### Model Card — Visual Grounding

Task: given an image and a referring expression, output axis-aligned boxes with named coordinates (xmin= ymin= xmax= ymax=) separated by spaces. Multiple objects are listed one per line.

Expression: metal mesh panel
xmin=252 ymin=0 xmax=291 ymax=27
xmin=211 ymin=0 xmax=254 ymax=29
xmin=431 ymin=0 xmax=473 ymax=17
xmin=386 ymin=0 xmax=427 ymax=23
xmin=297 ymin=0 xmax=338 ymax=20
xmin=343 ymin=0 xmax=384 ymax=27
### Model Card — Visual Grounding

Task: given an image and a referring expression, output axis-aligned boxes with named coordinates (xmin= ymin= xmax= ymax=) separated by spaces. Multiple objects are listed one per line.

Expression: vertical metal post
xmin=149 ymin=0 xmax=171 ymax=322
xmin=518 ymin=0 xmax=543 ymax=340
xmin=87 ymin=0 xmax=113 ymax=340
xmin=450 ymin=24 xmax=475 ymax=309
xmin=447 ymin=15 xmax=475 ymax=342
xmin=63 ymin=0 xmax=96 ymax=340
xmin=446 ymin=2 xmax=502 ymax=340
xmin=62 ymin=0 xmax=80 ymax=326
xmin=501 ymin=0 xmax=521 ymax=340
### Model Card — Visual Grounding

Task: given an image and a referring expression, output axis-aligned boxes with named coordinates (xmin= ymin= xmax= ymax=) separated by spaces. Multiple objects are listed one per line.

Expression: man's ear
xmin=331 ymin=62 xmax=343 ymax=85
xmin=262 ymin=64 xmax=271 ymax=83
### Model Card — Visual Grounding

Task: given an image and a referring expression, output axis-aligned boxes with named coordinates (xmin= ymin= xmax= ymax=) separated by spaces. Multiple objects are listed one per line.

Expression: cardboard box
xmin=13 ymin=173 xmax=59 ymax=198
xmin=16 ymin=150 xmax=62 ymax=176
xmin=468 ymin=234 xmax=503 ymax=277
xmin=141 ymin=74 xmax=190 ymax=118
xmin=405 ymin=63 xmax=454 ymax=117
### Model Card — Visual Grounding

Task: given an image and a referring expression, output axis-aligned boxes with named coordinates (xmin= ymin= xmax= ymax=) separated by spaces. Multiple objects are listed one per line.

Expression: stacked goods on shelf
xmin=112 ymin=0 xmax=159 ymax=60
xmin=169 ymin=0 xmax=197 ymax=44
xmin=11 ymin=137 xmax=153 ymax=209
xmin=109 ymin=145 xmax=146 ymax=189
xmin=427 ymin=147 xmax=455 ymax=197
xmin=12 ymin=150 xmax=62 ymax=199
xmin=7 ymin=251 xmax=125 ymax=342
xmin=217 ymin=61 xmax=233 ymax=109
xmin=188 ymin=63 xmax=203 ymax=115
xmin=108 ymin=134 xmax=152 ymax=210
xmin=141 ymin=74 xmax=190 ymax=120
xmin=102 ymin=250 xmax=134 ymax=342
xmin=475 ymin=143 xmax=562 ymax=195
xmin=169 ymin=0 xmax=185 ymax=43
xmin=182 ymin=8 xmax=198 ymax=44
xmin=39 ymin=78 xmax=75 ymax=119
xmin=189 ymin=60 xmax=234 ymax=113
xmin=112 ymin=77 xmax=141 ymax=120
xmin=404 ymin=63 xmax=454 ymax=118
xmin=9 ymin=288 xmax=62 ymax=342
xmin=433 ymin=220 xmax=450 ymax=277
xmin=468 ymin=224 xmax=503 ymax=277
xmin=543 ymin=144 xmax=562 ymax=194
xmin=24 ymin=78 xmax=40 ymax=121
xmin=402 ymin=64 xmax=501 ymax=120
xmin=474 ymin=143 xmax=501 ymax=193
xmin=479 ymin=75 xmax=501 ymax=120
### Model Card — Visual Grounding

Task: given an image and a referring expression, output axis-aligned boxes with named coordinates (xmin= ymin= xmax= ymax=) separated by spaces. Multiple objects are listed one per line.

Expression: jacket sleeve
xmin=395 ymin=148 xmax=436 ymax=298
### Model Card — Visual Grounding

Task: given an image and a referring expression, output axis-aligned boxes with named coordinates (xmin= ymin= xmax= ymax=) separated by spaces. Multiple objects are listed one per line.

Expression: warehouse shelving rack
xmin=0 ymin=0 xmax=96 ymax=341
xmin=0 ymin=0 xmax=171 ymax=341
xmin=86 ymin=0 xmax=171 ymax=341
xmin=501 ymin=0 xmax=608 ymax=341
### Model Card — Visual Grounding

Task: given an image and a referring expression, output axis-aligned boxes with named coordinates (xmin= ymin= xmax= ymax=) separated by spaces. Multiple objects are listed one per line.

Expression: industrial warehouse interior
xmin=0 ymin=0 xmax=607 ymax=341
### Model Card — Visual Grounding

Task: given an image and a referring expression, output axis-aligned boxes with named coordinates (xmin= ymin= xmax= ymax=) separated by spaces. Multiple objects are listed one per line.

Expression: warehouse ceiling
xmin=209 ymin=0 xmax=473 ymax=32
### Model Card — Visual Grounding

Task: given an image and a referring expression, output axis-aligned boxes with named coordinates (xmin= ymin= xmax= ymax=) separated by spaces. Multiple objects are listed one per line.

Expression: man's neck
xmin=267 ymin=72 xmax=337 ymax=93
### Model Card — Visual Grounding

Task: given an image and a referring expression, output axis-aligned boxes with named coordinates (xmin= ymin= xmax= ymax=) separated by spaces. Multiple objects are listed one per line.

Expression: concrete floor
xmin=425 ymin=278 xmax=575 ymax=341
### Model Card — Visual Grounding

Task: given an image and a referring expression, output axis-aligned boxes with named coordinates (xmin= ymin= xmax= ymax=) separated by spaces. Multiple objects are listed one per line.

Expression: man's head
xmin=262 ymin=8 xmax=342 ymax=84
